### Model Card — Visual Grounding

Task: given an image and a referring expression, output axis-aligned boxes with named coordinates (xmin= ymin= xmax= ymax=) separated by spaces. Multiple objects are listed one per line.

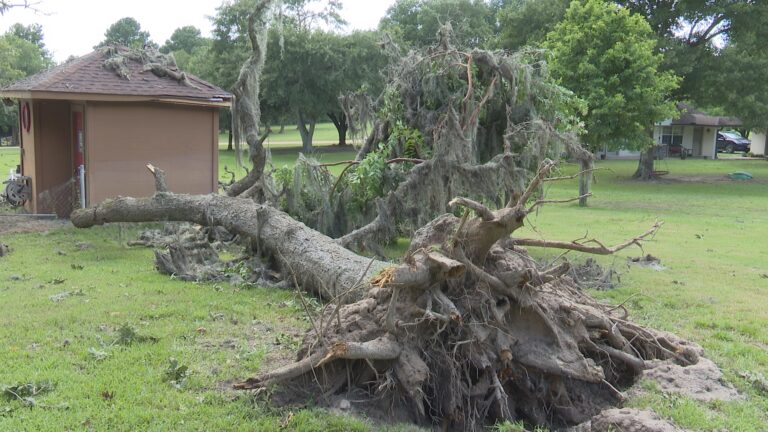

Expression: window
xmin=660 ymin=126 xmax=683 ymax=146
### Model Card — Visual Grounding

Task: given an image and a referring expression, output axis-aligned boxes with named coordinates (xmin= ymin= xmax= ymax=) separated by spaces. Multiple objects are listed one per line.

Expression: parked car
xmin=716 ymin=131 xmax=751 ymax=153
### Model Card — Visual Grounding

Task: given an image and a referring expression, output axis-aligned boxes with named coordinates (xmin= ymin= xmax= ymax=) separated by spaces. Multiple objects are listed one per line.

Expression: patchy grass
xmin=2 ymin=156 xmax=768 ymax=430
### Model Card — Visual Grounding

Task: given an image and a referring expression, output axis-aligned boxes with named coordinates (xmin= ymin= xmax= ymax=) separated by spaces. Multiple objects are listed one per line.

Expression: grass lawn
xmin=2 ymin=152 xmax=768 ymax=430
xmin=0 ymin=147 xmax=18 ymax=176
xmin=218 ymin=122 xmax=363 ymax=149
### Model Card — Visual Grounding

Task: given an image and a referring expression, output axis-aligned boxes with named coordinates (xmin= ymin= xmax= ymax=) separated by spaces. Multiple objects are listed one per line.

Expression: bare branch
xmin=449 ymin=197 xmax=495 ymax=221
xmin=512 ymin=159 xmax=556 ymax=208
xmin=527 ymin=193 xmax=592 ymax=212
xmin=513 ymin=221 xmax=663 ymax=255
xmin=145 ymin=164 xmax=168 ymax=193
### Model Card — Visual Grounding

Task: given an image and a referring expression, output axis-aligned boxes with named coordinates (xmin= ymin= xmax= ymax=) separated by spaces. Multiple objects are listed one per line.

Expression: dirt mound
xmin=642 ymin=357 xmax=742 ymax=402
xmin=0 ymin=215 xmax=68 ymax=235
xmin=569 ymin=408 xmax=687 ymax=432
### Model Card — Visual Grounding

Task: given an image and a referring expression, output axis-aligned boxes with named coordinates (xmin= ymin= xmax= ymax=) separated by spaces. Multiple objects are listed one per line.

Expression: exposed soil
xmin=569 ymin=408 xmax=687 ymax=432
xmin=641 ymin=357 xmax=742 ymax=402
xmin=0 ymin=215 xmax=70 ymax=235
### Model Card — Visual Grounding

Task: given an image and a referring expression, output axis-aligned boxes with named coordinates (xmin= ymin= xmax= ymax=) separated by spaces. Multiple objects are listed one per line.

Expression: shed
xmin=0 ymin=46 xmax=231 ymax=216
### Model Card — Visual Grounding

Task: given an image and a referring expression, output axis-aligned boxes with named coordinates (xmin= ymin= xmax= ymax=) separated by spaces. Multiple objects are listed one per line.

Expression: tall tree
xmin=160 ymin=25 xmax=205 ymax=54
xmin=96 ymin=17 xmax=154 ymax=49
xmin=0 ymin=31 xmax=52 ymax=142
xmin=496 ymin=0 xmax=569 ymax=50
xmin=379 ymin=0 xmax=497 ymax=49
xmin=545 ymin=0 xmax=678 ymax=189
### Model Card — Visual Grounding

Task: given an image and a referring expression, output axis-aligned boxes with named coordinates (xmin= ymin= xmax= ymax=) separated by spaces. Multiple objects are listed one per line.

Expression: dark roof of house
xmin=0 ymin=46 xmax=231 ymax=103
xmin=671 ymin=103 xmax=741 ymax=127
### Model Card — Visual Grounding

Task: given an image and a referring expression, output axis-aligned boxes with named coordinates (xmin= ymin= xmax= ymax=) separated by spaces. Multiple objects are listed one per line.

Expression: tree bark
xmin=633 ymin=146 xmax=656 ymax=180
xmin=70 ymin=192 xmax=386 ymax=302
xmin=226 ymin=0 xmax=275 ymax=198
xmin=297 ymin=111 xmax=315 ymax=153
xmin=327 ymin=111 xmax=348 ymax=146
xmin=579 ymin=158 xmax=593 ymax=207
xmin=227 ymin=129 xmax=233 ymax=151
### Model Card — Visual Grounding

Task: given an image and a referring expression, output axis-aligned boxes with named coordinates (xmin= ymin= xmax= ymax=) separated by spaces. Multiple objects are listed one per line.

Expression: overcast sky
xmin=0 ymin=0 xmax=397 ymax=62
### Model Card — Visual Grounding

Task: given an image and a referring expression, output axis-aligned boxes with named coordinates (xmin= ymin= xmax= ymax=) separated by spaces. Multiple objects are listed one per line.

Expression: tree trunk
xmin=279 ymin=122 xmax=285 ymax=134
xmin=297 ymin=112 xmax=315 ymax=153
xmin=327 ymin=111 xmax=348 ymax=146
xmin=225 ymin=0 xmax=276 ymax=198
xmin=71 ymin=190 xmax=385 ymax=301
xmin=633 ymin=146 xmax=656 ymax=180
xmin=579 ymin=157 xmax=593 ymax=207
xmin=227 ymin=130 xmax=233 ymax=151
xmin=11 ymin=122 xmax=21 ymax=147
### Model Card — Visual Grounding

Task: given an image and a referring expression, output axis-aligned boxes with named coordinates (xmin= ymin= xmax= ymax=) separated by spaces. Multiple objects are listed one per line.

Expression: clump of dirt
xmin=642 ymin=357 xmax=742 ymax=402
xmin=570 ymin=257 xmax=619 ymax=290
xmin=569 ymin=408 xmax=688 ymax=432
xmin=0 ymin=243 xmax=9 ymax=257
xmin=629 ymin=254 xmax=664 ymax=271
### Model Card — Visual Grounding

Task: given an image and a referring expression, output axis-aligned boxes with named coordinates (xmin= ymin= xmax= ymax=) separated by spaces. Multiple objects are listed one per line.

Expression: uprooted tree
xmin=71 ymin=2 xmax=705 ymax=430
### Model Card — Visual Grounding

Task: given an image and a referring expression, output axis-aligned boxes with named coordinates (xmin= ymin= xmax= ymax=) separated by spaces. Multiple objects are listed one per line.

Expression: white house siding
xmin=702 ymin=127 xmax=717 ymax=158
xmin=682 ymin=126 xmax=694 ymax=151
xmin=750 ymin=132 xmax=766 ymax=155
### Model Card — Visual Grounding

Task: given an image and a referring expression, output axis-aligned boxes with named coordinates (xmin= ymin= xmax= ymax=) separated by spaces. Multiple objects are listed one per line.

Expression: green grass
xmin=218 ymin=122 xmax=362 ymax=149
xmin=3 ymin=153 xmax=768 ymax=430
xmin=0 ymin=147 xmax=18 ymax=176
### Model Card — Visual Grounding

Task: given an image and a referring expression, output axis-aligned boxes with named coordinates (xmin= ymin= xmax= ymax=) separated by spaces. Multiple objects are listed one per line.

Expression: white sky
xmin=0 ymin=0 xmax=396 ymax=62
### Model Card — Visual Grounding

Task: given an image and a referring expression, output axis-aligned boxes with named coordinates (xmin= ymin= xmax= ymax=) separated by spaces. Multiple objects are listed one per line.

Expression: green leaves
xmin=163 ymin=358 xmax=189 ymax=390
xmin=545 ymin=0 xmax=679 ymax=152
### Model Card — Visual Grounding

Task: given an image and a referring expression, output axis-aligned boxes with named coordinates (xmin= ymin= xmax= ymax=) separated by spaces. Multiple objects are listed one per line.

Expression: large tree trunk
xmin=226 ymin=0 xmax=275 ymax=198
xmin=327 ymin=111 xmax=348 ymax=146
xmin=70 ymin=161 xmax=701 ymax=430
xmin=227 ymin=129 xmax=233 ymax=151
xmin=633 ymin=146 xmax=656 ymax=180
xmin=297 ymin=111 xmax=315 ymax=153
xmin=71 ymin=189 xmax=385 ymax=302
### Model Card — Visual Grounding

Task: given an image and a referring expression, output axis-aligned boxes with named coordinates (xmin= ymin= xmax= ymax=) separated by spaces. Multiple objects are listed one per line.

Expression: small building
xmin=603 ymin=103 xmax=742 ymax=159
xmin=749 ymin=132 xmax=766 ymax=156
xmin=0 ymin=46 xmax=231 ymax=216
xmin=653 ymin=103 xmax=741 ymax=158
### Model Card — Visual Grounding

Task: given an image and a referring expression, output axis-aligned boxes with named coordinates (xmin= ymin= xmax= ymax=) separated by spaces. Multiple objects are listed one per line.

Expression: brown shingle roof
xmin=671 ymin=103 xmax=742 ymax=127
xmin=1 ymin=46 xmax=231 ymax=103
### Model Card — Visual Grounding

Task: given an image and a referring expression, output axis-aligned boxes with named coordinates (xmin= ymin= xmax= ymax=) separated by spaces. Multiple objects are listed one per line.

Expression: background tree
xmin=379 ymin=0 xmax=497 ymax=49
xmin=0 ymin=26 xmax=52 ymax=145
xmin=496 ymin=0 xmax=569 ymax=50
xmin=160 ymin=25 xmax=205 ymax=54
xmin=96 ymin=17 xmax=155 ymax=49
xmin=545 ymin=0 xmax=678 ymax=188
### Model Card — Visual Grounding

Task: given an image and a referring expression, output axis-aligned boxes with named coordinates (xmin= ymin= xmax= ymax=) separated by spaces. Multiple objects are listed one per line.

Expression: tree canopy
xmin=379 ymin=0 xmax=498 ymax=49
xmin=545 ymin=0 xmax=678 ymax=153
xmin=160 ymin=25 xmax=205 ymax=54
xmin=96 ymin=17 xmax=155 ymax=49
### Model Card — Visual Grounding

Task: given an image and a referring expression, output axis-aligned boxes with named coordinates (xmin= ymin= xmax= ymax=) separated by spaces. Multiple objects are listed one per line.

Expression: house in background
xmin=0 ymin=46 xmax=231 ymax=216
xmin=749 ymin=132 xmax=767 ymax=155
xmin=604 ymin=103 xmax=742 ymax=159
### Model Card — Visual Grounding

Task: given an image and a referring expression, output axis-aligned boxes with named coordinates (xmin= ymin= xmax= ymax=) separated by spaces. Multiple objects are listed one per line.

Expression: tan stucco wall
xmin=85 ymin=102 xmax=217 ymax=205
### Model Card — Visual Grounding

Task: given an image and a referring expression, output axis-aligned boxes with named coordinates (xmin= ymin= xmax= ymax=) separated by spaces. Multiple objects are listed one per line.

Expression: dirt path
xmin=0 ymin=215 xmax=70 ymax=235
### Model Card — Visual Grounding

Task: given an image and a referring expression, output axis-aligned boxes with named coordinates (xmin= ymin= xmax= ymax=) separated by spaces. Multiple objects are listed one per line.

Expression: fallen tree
xmin=70 ymin=4 xmax=705 ymax=429
xmin=71 ymin=161 xmax=700 ymax=430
